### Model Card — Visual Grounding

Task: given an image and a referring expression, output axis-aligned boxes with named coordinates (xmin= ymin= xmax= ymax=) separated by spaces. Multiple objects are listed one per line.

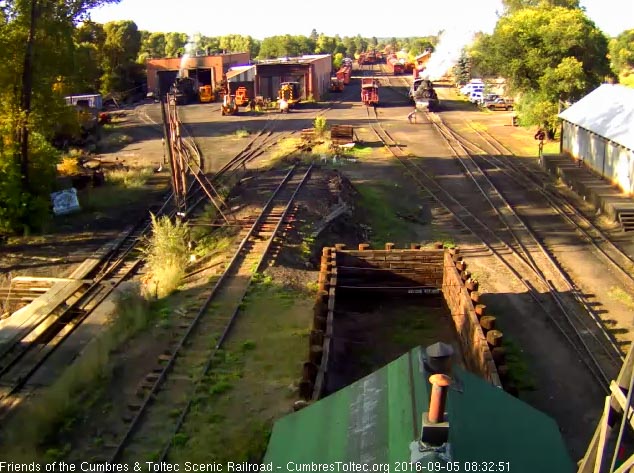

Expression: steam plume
xmin=422 ymin=29 xmax=476 ymax=81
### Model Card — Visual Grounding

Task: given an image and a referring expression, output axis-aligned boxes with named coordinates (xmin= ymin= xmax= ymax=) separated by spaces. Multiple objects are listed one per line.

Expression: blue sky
xmin=88 ymin=0 xmax=633 ymax=39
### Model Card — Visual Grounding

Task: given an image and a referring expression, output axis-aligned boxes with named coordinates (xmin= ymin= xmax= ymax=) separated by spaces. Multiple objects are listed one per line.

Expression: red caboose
xmin=361 ymin=78 xmax=379 ymax=106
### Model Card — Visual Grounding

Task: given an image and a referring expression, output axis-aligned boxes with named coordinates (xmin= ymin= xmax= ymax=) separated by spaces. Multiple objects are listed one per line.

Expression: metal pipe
xmin=428 ymin=374 xmax=451 ymax=423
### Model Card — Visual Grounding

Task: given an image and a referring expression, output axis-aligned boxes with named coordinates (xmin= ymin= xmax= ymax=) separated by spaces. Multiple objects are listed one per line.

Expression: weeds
xmin=313 ymin=116 xmax=327 ymax=137
xmin=235 ymin=128 xmax=250 ymax=138
xmin=503 ymin=340 xmax=536 ymax=391
xmin=142 ymin=214 xmax=190 ymax=298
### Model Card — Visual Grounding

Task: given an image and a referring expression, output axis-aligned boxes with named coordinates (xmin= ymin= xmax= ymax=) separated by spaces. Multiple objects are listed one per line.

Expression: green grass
xmin=76 ymin=167 xmax=155 ymax=214
xmin=167 ymin=279 xmax=313 ymax=463
xmin=345 ymin=145 xmax=374 ymax=159
xmin=234 ymin=128 xmax=250 ymax=138
xmin=355 ymin=182 xmax=413 ymax=246
xmin=502 ymin=340 xmax=536 ymax=391
xmin=193 ymin=226 xmax=237 ymax=258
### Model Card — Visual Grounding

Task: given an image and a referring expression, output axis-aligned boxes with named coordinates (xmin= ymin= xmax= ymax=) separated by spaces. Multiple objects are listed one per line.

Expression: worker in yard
xmin=279 ymin=98 xmax=289 ymax=113
xmin=407 ymin=108 xmax=417 ymax=124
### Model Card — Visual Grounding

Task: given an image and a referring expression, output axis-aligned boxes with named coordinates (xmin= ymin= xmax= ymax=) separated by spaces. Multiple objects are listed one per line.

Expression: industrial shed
xmin=559 ymin=84 xmax=634 ymax=194
xmin=226 ymin=54 xmax=332 ymax=101
xmin=146 ymin=52 xmax=250 ymax=95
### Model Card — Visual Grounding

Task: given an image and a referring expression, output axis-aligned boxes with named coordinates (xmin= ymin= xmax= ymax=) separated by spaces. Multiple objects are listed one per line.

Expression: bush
xmin=142 ymin=214 xmax=190 ymax=298
xmin=57 ymin=156 xmax=82 ymax=176
xmin=0 ymin=131 xmax=60 ymax=235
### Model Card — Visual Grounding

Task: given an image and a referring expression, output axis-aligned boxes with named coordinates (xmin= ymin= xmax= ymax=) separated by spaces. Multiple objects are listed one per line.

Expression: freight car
xmin=361 ymin=78 xmax=379 ymax=106
xmin=330 ymin=77 xmax=344 ymax=92
xmin=336 ymin=65 xmax=352 ymax=85
xmin=412 ymin=79 xmax=439 ymax=112
xmin=386 ymin=56 xmax=404 ymax=75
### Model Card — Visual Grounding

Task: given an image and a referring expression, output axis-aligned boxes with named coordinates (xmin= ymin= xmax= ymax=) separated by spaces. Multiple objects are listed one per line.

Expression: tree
xmin=471 ymin=6 xmax=610 ymax=136
xmin=140 ymin=31 xmax=166 ymax=59
xmin=609 ymin=29 xmax=634 ymax=84
xmin=502 ymin=0 xmax=580 ymax=13
xmin=165 ymin=32 xmax=187 ymax=57
xmin=0 ymin=0 xmax=120 ymax=234
xmin=100 ymin=20 xmax=142 ymax=96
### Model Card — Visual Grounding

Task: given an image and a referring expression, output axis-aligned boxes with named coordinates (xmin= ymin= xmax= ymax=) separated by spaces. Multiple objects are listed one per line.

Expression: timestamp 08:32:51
xmin=393 ymin=461 xmax=511 ymax=472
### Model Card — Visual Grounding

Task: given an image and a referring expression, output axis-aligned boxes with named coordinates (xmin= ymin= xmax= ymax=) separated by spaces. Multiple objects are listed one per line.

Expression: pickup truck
xmin=484 ymin=98 xmax=514 ymax=111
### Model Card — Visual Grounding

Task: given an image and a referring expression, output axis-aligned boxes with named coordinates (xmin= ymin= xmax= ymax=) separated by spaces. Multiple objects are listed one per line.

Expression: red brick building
xmin=146 ymin=52 xmax=250 ymax=95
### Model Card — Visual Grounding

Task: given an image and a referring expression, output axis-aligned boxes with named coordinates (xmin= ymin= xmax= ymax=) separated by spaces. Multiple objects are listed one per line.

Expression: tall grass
xmin=313 ymin=116 xmax=327 ymax=137
xmin=106 ymin=167 xmax=153 ymax=188
xmin=142 ymin=214 xmax=190 ymax=298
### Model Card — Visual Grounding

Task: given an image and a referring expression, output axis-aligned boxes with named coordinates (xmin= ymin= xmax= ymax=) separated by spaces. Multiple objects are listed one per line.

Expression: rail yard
xmin=2 ymin=56 xmax=634 ymax=469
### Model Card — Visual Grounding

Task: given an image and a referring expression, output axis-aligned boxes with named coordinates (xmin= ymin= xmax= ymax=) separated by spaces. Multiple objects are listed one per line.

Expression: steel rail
xmin=428 ymin=115 xmax=622 ymax=373
xmin=107 ymin=164 xmax=308 ymax=462
xmin=156 ymin=164 xmax=313 ymax=463
xmin=364 ymin=105 xmax=618 ymax=388
xmin=467 ymin=123 xmax=634 ymax=292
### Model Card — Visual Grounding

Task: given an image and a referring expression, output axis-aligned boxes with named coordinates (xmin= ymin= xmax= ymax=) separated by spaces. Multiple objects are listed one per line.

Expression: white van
xmin=460 ymin=82 xmax=484 ymax=96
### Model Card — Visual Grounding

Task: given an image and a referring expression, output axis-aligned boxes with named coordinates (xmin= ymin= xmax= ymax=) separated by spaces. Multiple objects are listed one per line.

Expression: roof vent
xmin=419 ymin=374 xmax=451 ymax=446
xmin=423 ymin=342 xmax=454 ymax=375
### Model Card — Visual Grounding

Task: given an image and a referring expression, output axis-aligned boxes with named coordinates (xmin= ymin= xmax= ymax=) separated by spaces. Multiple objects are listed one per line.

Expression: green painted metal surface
xmin=264 ymin=346 xmax=574 ymax=473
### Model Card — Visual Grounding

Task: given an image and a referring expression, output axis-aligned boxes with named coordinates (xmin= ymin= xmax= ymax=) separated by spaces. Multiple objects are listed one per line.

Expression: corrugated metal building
xmin=146 ymin=52 xmax=250 ymax=95
xmin=264 ymin=346 xmax=573 ymax=472
xmin=559 ymin=84 xmax=634 ymax=194
xmin=226 ymin=54 xmax=332 ymax=101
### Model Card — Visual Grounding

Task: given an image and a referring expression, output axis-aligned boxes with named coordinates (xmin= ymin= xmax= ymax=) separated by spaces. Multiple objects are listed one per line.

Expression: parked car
xmin=485 ymin=98 xmax=514 ymax=111
xmin=482 ymin=93 xmax=499 ymax=104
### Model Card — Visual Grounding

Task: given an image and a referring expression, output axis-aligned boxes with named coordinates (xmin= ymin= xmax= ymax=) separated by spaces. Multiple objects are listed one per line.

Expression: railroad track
xmin=95 ymin=163 xmax=312 ymax=463
xmin=461 ymin=122 xmax=634 ymax=292
xmin=0 ymin=188 xmax=183 ymax=423
xmin=364 ymin=104 xmax=622 ymax=389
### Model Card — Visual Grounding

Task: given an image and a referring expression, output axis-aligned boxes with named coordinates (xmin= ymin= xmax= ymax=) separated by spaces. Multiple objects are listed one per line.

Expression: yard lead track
xmin=364 ymin=105 xmax=621 ymax=389
xmin=104 ymin=164 xmax=312 ymax=464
